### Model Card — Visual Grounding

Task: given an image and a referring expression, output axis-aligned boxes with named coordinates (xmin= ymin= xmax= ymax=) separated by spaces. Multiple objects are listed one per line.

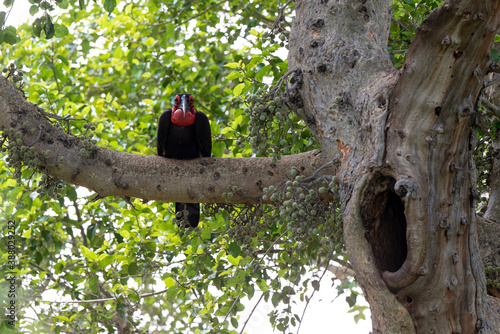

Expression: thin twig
xmin=42 ymin=287 xmax=171 ymax=304
xmin=270 ymin=69 xmax=295 ymax=95
xmin=299 ymin=161 xmax=334 ymax=183
xmin=296 ymin=264 xmax=330 ymax=334
xmin=239 ymin=293 xmax=265 ymax=334
xmin=480 ymin=97 xmax=500 ymax=118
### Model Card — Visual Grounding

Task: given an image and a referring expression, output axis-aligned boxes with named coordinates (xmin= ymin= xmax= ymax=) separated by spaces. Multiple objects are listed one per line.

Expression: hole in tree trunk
xmin=361 ymin=172 xmax=408 ymax=273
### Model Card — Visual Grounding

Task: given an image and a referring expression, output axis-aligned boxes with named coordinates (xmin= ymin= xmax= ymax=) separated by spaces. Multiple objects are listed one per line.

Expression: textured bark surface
xmin=0 ymin=78 xmax=333 ymax=204
xmin=287 ymin=1 xmax=414 ymax=332
xmin=384 ymin=2 xmax=500 ymax=333
xmin=287 ymin=0 xmax=500 ymax=333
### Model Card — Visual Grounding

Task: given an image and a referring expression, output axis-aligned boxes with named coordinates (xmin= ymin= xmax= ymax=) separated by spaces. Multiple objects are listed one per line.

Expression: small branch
xmin=36 ymin=107 xmax=87 ymax=134
xmin=480 ymin=97 xmax=500 ymax=118
xmin=42 ymin=287 xmax=171 ymax=304
xmin=239 ymin=293 xmax=265 ymax=334
xmin=296 ymin=264 xmax=329 ymax=334
xmin=270 ymin=69 xmax=295 ymax=96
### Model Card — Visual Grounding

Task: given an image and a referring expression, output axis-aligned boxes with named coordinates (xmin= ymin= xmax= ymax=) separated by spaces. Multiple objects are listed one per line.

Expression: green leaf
xmin=230 ymin=317 xmax=238 ymax=328
xmin=166 ymin=286 xmax=177 ymax=301
xmin=54 ymin=23 xmax=69 ymax=38
xmin=79 ymin=0 xmax=84 ymax=10
xmin=227 ymin=254 xmax=240 ymax=266
xmin=114 ymin=232 xmax=124 ymax=243
xmin=44 ymin=14 xmax=55 ymax=39
xmin=35 ymin=251 xmax=43 ymax=264
xmin=56 ymin=0 xmax=68 ymax=9
xmin=255 ymin=65 xmax=272 ymax=82
xmin=98 ymin=254 xmax=114 ymax=269
xmin=104 ymin=0 xmax=117 ymax=15
xmin=346 ymin=292 xmax=357 ymax=307
xmin=29 ymin=5 xmax=39 ymax=15
xmin=0 ymin=11 xmax=6 ymax=26
xmin=225 ymin=71 xmax=243 ymax=81
xmin=492 ymin=48 xmax=500 ymax=63
xmin=41 ymin=230 xmax=52 ymax=242
xmin=128 ymin=261 xmax=138 ymax=275
xmin=66 ymin=186 xmax=77 ymax=200
xmin=3 ymin=0 xmax=13 ymax=7
xmin=89 ymin=275 xmax=98 ymax=293
xmin=228 ymin=242 xmax=241 ymax=257
xmin=81 ymin=39 xmax=90 ymax=54
xmin=354 ymin=312 xmax=365 ymax=323
xmin=32 ymin=17 xmax=43 ymax=37
xmin=40 ymin=1 xmax=52 ymax=10
xmin=87 ymin=224 xmax=97 ymax=241
xmin=271 ymin=292 xmax=280 ymax=307
xmin=233 ymin=83 xmax=245 ymax=97
xmin=224 ymin=62 xmax=240 ymax=68
xmin=2 ymin=26 xmax=18 ymax=45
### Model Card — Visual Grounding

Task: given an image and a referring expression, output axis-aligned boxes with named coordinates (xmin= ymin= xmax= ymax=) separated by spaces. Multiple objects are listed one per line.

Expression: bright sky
xmin=1 ymin=1 xmax=373 ymax=333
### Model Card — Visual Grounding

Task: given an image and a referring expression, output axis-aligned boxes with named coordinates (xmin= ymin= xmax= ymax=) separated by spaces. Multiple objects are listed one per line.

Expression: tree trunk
xmin=286 ymin=0 xmax=500 ymax=333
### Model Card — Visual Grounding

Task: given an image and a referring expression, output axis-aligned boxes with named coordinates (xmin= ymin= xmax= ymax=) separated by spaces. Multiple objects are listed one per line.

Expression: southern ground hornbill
xmin=157 ymin=93 xmax=212 ymax=227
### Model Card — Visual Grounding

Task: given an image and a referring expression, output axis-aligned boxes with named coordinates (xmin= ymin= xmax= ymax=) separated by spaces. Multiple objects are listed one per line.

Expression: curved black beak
xmin=181 ymin=95 xmax=191 ymax=119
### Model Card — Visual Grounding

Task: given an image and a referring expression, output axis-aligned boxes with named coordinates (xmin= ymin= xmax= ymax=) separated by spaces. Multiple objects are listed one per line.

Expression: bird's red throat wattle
xmin=171 ymin=107 xmax=196 ymax=126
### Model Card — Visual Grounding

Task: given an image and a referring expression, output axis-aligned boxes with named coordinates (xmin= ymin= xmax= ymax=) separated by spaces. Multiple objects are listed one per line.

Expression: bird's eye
xmin=188 ymin=95 xmax=194 ymax=106
xmin=175 ymin=95 xmax=180 ymax=105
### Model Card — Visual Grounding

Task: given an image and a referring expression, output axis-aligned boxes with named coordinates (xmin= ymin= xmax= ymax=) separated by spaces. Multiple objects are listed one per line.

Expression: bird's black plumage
xmin=157 ymin=93 xmax=211 ymax=228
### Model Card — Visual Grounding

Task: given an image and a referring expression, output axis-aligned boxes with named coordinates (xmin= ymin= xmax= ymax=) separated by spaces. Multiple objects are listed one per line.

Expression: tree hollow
xmin=361 ymin=172 xmax=408 ymax=274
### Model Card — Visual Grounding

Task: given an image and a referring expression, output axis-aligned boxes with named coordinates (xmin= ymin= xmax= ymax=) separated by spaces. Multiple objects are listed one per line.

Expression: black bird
xmin=157 ymin=93 xmax=212 ymax=227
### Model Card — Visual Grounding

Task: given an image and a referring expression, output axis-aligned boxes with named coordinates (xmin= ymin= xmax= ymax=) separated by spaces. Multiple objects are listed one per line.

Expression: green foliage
xmin=388 ymin=0 xmax=443 ymax=67
xmin=0 ymin=1 xmax=346 ymax=332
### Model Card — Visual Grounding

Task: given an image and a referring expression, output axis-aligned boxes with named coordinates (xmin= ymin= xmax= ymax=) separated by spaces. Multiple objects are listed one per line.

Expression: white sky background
xmin=1 ymin=1 xmax=373 ymax=333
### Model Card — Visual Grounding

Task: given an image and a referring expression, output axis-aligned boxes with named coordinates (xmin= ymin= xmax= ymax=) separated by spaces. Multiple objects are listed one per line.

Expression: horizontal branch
xmin=0 ymin=78 xmax=334 ymax=204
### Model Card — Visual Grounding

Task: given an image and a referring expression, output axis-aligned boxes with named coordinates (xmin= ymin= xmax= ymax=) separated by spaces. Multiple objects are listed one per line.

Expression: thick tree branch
xmin=0 ymin=78 xmax=334 ymax=205
xmin=383 ymin=1 xmax=500 ymax=333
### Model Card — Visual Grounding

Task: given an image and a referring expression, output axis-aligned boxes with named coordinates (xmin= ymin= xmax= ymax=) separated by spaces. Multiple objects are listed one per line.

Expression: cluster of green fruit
xmin=220 ymin=168 xmax=343 ymax=254
xmin=1 ymin=127 xmax=64 ymax=197
xmin=485 ymin=264 xmax=500 ymax=289
xmin=274 ymin=169 xmax=343 ymax=250
xmin=261 ymin=20 xmax=289 ymax=49
xmin=1 ymin=63 xmax=24 ymax=87
xmin=244 ymin=91 xmax=298 ymax=162
xmin=79 ymin=123 xmax=98 ymax=158
xmin=2 ymin=128 xmax=43 ymax=180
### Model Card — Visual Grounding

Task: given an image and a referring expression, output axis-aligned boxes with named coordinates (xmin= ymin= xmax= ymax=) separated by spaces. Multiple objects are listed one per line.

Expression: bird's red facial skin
xmin=171 ymin=107 xmax=197 ymax=126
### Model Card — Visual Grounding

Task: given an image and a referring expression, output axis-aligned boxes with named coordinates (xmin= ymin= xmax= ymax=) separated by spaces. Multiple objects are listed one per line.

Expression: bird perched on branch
xmin=157 ymin=93 xmax=212 ymax=227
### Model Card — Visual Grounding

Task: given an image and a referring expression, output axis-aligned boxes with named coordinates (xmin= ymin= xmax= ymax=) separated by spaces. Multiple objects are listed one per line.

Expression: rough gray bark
xmin=0 ymin=78 xmax=334 ymax=204
xmin=384 ymin=1 xmax=499 ymax=332
xmin=286 ymin=0 xmax=500 ymax=333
